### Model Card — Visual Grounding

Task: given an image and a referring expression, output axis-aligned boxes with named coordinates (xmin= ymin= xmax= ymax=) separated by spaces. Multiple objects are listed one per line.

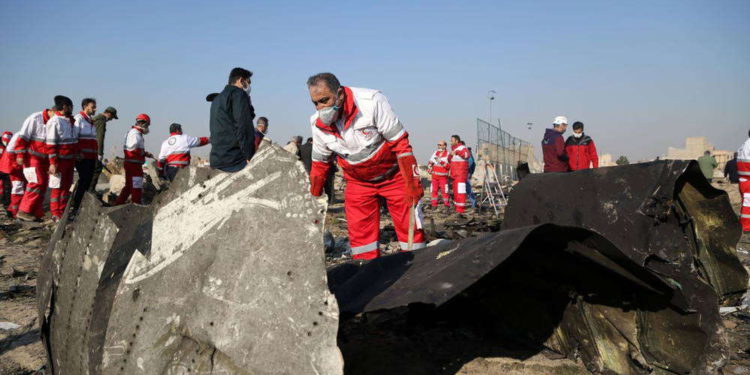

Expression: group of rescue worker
xmin=0 ymin=67 xmax=602 ymax=266
xmin=426 ymin=136 xmax=476 ymax=213
xmin=0 ymin=96 xmax=210 ymax=223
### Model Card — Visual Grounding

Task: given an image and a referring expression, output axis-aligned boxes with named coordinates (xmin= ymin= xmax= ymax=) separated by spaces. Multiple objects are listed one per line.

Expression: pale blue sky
xmin=1 ymin=0 xmax=748 ymax=162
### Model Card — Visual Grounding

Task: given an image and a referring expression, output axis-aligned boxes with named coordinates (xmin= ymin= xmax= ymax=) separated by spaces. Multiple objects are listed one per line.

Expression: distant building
xmin=599 ymin=154 xmax=616 ymax=167
xmin=664 ymin=137 xmax=731 ymax=177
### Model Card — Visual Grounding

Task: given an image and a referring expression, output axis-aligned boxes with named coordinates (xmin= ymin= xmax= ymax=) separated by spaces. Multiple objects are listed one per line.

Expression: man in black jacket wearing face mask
xmin=209 ymin=67 xmax=256 ymax=172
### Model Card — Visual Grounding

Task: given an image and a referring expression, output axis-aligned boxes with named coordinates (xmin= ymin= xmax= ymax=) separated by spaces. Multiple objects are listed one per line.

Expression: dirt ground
xmin=0 ymin=179 xmax=748 ymax=374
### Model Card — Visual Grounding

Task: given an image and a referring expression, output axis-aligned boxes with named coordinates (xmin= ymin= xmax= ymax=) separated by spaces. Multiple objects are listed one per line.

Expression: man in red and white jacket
xmin=427 ymin=140 xmax=451 ymax=208
xmin=45 ymin=96 xmax=79 ymax=220
xmin=307 ymin=73 xmax=425 ymax=260
xmin=0 ymin=131 xmax=18 ymax=217
xmin=449 ymin=135 xmax=470 ymax=213
xmin=70 ymin=98 xmax=99 ymax=217
xmin=737 ymin=130 xmax=750 ymax=232
xmin=157 ymin=123 xmax=210 ymax=181
xmin=15 ymin=103 xmax=58 ymax=221
xmin=0 ymin=131 xmax=11 ymax=204
xmin=116 ymin=114 xmax=153 ymax=205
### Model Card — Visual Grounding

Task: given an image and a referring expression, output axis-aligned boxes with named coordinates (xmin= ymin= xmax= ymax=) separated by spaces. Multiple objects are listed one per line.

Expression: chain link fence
xmin=476 ymin=118 xmax=537 ymax=181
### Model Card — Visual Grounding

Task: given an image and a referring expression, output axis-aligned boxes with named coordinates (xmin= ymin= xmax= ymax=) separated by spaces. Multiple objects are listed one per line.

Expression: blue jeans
xmin=466 ymin=174 xmax=476 ymax=208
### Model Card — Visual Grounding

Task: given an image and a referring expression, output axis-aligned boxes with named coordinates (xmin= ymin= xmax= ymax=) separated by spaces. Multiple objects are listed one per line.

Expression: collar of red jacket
xmin=132 ymin=126 xmax=144 ymax=134
xmin=42 ymin=109 xmax=51 ymax=124
xmin=170 ymin=132 xmax=181 ymax=136
xmin=79 ymin=111 xmax=92 ymax=123
xmin=55 ymin=111 xmax=75 ymax=124
xmin=314 ymin=86 xmax=359 ymax=136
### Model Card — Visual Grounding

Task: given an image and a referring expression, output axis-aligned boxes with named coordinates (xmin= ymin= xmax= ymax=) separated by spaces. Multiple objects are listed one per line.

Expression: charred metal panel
xmin=330 ymin=224 xmax=718 ymax=374
xmin=503 ymin=160 xmax=746 ymax=373
xmin=504 ymin=160 xmax=746 ymax=303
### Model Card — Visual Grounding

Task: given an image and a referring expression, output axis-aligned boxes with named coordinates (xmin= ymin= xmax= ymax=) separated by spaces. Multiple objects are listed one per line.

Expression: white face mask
xmin=245 ymin=84 xmax=251 ymax=96
xmin=318 ymin=103 xmax=340 ymax=125
xmin=140 ymin=125 xmax=150 ymax=135
xmin=574 ymin=132 xmax=583 ymax=138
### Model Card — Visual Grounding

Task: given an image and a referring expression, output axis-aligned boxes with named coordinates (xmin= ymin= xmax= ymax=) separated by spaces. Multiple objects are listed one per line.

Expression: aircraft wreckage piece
xmin=504 ymin=160 xmax=747 ymax=303
xmin=38 ymin=145 xmax=343 ymax=375
xmin=503 ymin=160 xmax=747 ymax=373
xmin=328 ymin=224 xmax=723 ymax=375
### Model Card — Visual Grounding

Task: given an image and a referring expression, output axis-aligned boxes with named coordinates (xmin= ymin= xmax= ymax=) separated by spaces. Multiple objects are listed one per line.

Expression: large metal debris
xmin=329 ymin=224 xmax=715 ymax=374
xmin=38 ymin=145 xmax=343 ymax=375
xmin=503 ymin=160 xmax=748 ymax=373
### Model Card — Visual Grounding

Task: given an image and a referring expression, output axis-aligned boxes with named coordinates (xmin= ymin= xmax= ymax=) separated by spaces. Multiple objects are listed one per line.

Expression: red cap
xmin=135 ymin=113 xmax=151 ymax=124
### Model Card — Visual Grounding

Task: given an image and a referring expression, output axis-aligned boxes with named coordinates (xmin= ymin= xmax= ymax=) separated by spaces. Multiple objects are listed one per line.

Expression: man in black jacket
xmin=725 ymin=152 xmax=739 ymax=183
xmin=209 ymin=67 xmax=256 ymax=172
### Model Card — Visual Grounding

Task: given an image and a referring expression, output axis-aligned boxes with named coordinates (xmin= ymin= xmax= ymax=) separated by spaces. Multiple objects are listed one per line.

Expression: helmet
xmin=135 ymin=113 xmax=151 ymax=124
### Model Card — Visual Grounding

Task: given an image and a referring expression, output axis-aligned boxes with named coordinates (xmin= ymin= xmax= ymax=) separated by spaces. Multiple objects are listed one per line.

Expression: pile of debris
xmin=3 ymin=152 xmax=745 ymax=374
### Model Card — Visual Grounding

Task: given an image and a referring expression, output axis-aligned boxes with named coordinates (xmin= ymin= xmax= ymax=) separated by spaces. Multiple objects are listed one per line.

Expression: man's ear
xmin=336 ymin=87 xmax=345 ymax=105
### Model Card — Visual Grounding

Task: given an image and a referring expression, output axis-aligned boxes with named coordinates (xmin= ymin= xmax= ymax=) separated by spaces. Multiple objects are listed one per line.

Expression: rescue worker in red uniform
xmin=45 ymin=96 xmax=79 ymax=221
xmin=16 ymin=103 xmax=59 ymax=222
xmin=70 ymin=98 xmax=99 ymax=218
xmin=427 ymin=140 xmax=451 ymax=208
xmin=449 ymin=135 xmax=470 ymax=213
xmin=0 ymin=131 xmax=18 ymax=214
xmin=737 ymin=130 xmax=750 ymax=232
xmin=157 ymin=123 xmax=210 ymax=181
xmin=0 ymin=131 xmax=12 ymax=206
xmin=307 ymin=73 xmax=425 ymax=260
xmin=116 ymin=114 xmax=153 ymax=205
xmin=565 ymin=121 xmax=599 ymax=171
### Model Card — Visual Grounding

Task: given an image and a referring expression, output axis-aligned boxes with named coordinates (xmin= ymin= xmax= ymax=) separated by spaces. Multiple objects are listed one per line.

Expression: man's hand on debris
xmin=397 ymin=154 xmax=423 ymax=205
xmin=49 ymin=164 xmax=57 ymax=175
xmin=144 ymin=152 xmax=154 ymax=159
xmin=16 ymin=156 xmax=23 ymax=166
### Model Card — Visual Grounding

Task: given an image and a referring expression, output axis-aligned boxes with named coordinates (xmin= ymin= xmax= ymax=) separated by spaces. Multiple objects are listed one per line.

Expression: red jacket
xmin=542 ymin=128 xmax=569 ymax=173
xmin=449 ymin=144 xmax=470 ymax=180
xmin=565 ymin=134 xmax=598 ymax=171
xmin=428 ymin=149 xmax=450 ymax=177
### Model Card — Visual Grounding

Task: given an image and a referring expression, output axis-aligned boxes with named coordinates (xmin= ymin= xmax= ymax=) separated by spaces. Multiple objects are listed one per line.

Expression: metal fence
xmin=476 ymin=118 xmax=534 ymax=180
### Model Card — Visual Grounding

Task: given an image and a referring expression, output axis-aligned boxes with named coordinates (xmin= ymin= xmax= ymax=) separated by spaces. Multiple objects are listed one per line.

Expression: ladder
xmin=479 ymin=163 xmax=507 ymax=216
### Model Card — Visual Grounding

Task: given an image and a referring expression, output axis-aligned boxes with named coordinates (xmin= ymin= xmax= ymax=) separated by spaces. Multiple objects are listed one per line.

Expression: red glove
xmin=310 ymin=174 xmax=325 ymax=197
xmin=397 ymin=154 xmax=423 ymax=205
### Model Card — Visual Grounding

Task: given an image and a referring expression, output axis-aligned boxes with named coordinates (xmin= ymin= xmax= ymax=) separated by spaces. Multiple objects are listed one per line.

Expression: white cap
xmin=553 ymin=116 xmax=568 ymax=125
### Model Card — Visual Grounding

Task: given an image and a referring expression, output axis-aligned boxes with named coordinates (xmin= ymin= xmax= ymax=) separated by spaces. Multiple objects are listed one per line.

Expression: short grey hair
xmin=307 ymin=72 xmax=341 ymax=92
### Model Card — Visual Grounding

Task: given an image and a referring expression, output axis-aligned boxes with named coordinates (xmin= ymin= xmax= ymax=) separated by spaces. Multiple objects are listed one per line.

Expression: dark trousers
xmin=72 ymin=159 xmax=96 ymax=213
xmin=166 ymin=166 xmax=181 ymax=181
xmin=89 ymin=159 xmax=103 ymax=192
xmin=324 ymin=171 xmax=335 ymax=204
xmin=0 ymin=173 xmax=10 ymax=208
